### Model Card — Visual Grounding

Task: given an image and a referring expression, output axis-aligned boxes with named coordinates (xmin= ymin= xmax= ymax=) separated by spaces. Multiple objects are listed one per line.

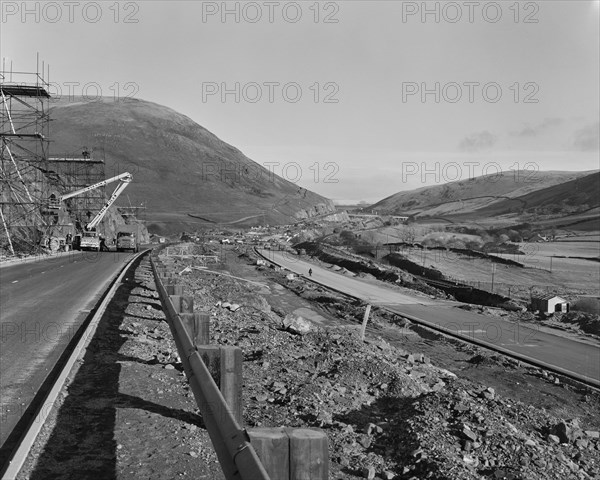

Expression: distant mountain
xmin=371 ymin=170 xmax=597 ymax=218
xmin=473 ymin=172 xmax=600 ymax=217
xmin=48 ymin=97 xmax=335 ymax=234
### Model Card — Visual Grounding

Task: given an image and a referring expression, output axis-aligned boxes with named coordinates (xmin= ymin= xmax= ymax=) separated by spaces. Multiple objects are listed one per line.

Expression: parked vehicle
xmin=116 ymin=225 xmax=139 ymax=252
xmin=47 ymin=172 xmax=133 ymax=252
xmin=77 ymin=231 xmax=101 ymax=251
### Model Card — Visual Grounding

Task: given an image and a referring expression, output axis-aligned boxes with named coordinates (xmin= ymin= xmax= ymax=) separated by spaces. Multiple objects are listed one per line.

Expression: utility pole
xmin=550 ymin=256 xmax=553 ymax=273
xmin=491 ymin=263 xmax=496 ymax=293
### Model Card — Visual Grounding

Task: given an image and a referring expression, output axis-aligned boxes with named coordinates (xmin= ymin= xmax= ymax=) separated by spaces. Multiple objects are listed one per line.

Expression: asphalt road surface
xmin=261 ymin=249 xmax=600 ymax=384
xmin=0 ymin=251 xmax=134 ymax=448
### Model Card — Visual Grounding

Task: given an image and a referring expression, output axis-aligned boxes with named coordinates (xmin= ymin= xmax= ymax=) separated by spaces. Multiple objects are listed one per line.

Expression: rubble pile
xmin=161 ymin=254 xmax=600 ymax=479
xmin=555 ymin=312 xmax=600 ymax=337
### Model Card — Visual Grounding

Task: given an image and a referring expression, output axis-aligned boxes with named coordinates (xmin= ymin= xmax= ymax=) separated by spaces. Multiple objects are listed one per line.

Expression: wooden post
xmin=192 ymin=311 xmax=210 ymax=346
xmin=197 ymin=312 xmax=210 ymax=345
xmin=248 ymin=428 xmax=290 ymax=480
xmin=179 ymin=312 xmax=210 ymax=347
xmin=360 ymin=304 xmax=372 ymax=341
xmin=180 ymin=295 xmax=194 ymax=314
xmin=166 ymin=284 xmax=184 ymax=296
xmin=198 ymin=346 xmax=221 ymax=382
xmin=174 ymin=296 xmax=194 ymax=339
xmin=170 ymin=295 xmax=182 ymax=313
xmin=181 ymin=313 xmax=195 ymax=344
xmin=159 ymin=273 xmax=172 ymax=283
xmin=220 ymin=346 xmax=243 ymax=425
xmin=198 ymin=346 xmax=243 ymax=425
xmin=248 ymin=428 xmax=329 ymax=480
xmin=288 ymin=429 xmax=328 ymax=480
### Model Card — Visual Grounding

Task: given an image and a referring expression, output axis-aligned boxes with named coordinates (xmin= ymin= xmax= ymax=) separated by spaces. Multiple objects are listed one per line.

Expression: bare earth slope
xmin=49 ymin=97 xmax=335 ymax=233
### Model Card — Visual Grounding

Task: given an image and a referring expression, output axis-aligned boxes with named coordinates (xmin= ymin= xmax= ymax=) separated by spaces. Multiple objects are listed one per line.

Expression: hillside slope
xmin=371 ymin=170 xmax=596 ymax=216
xmin=473 ymin=171 xmax=600 ymax=216
xmin=48 ymin=97 xmax=335 ymax=233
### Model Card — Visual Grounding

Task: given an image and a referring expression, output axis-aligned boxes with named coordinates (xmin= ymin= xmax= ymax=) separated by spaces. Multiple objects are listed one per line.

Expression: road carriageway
xmin=256 ymin=248 xmax=600 ymax=389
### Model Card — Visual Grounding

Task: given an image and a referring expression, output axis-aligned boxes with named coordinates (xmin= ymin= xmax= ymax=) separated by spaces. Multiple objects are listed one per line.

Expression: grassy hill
xmin=472 ymin=172 xmax=600 ymax=217
xmin=371 ymin=170 xmax=597 ymax=218
xmin=48 ymin=97 xmax=335 ymax=234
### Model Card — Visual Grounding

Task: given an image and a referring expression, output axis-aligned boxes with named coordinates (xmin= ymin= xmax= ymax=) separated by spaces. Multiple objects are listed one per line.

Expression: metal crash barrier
xmin=150 ymin=249 xmax=329 ymax=480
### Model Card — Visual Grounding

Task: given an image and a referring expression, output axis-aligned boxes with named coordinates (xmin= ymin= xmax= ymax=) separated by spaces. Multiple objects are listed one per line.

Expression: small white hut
xmin=531 ymin=294 xmax=569 ymax=314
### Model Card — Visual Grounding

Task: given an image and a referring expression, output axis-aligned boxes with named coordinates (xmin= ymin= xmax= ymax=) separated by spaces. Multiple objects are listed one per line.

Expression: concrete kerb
xmin=0 ymin=250 xmax=84 ymax=269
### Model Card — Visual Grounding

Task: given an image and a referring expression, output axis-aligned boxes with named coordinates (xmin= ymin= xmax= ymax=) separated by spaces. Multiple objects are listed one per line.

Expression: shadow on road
xmin=27 ymin=254 xmax=201 ymax=479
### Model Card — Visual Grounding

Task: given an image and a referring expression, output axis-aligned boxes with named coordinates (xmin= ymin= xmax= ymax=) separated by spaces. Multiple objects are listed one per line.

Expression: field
xmin=388 ymin=245 xmax=599 ymax=301
xmin=350 ymin=225 xmax=600 ymax=302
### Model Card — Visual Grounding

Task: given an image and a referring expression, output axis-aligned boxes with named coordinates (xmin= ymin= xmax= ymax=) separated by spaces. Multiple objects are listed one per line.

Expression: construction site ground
xmin=15 ymin=246 xmax=600 ymax=480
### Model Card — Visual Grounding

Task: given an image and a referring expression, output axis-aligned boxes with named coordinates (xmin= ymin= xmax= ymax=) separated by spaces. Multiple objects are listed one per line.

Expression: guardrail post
xmin=179 ymin=295 xmax=194 ymax=313
xmin=170 ymin=295 xmax=182 ymax=313
xmin=248 ymin=428 xmax=289 ymax=480
xmin=181 ymin=311 xmax=210 ymax=347
xmin=198 ymin=346 xmax=243 ymax=425
xmin=196 ymin=311 xmax=210 ymax=345
xmin=248 ymin=428 xmax=328 ymax=480
xmin=220 ymin=346 xmax=243 ymax=425
xmin=159 ymin=273 xmax=172 ymax=283
xmin=173 ymin=296 xmax=195 ymax=340
xmin=165 ymin=284 xmax=184 ymax=296
xmin=289 ymin=429 xmax=328 ymax=479
xmin=198 ymin=345 xmax=220 ymax=379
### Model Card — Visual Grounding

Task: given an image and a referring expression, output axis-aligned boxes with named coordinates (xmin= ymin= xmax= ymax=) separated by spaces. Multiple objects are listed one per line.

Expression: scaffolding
xmin=0 ymin=57 xmax=51 ymax=255
xmin=1 ymin=58 xmax=142 ymax=255
xmin=117 ymin=195 xmax=147 ymax=225
xmin=0 ymin=58 xmax=110 ymax=255
xmin=47 ymin=152 xmax=106 ymax=233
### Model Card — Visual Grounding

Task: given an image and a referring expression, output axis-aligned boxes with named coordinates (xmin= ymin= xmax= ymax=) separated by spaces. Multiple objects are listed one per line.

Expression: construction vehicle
xmin=116 ymin=224 xmax=140 ymax=252
xmin=51 ymin=172 xmax=133 ymax=251
xmin=74 ymin=231 xmax=101 ymax=252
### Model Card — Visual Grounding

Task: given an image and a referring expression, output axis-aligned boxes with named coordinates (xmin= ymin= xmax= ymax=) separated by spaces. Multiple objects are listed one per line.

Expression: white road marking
xmin=11 ymin=280 xmax=18 ymax=283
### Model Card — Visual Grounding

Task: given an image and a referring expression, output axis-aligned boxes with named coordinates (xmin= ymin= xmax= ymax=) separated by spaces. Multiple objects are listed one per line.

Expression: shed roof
xmin=532 ymin=294 xmax=567 ymax=302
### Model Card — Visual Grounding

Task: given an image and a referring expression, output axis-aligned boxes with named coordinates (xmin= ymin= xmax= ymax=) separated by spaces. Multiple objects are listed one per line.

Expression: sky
xmin=1 ymin=0 xmax=599 ymax=203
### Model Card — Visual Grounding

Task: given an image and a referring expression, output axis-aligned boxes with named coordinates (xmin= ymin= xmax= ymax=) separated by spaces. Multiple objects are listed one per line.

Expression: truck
xmin=75 ymin=231 xmax=101 ymax=251
xmin=116 ymin=225 xmax=139 ymax=252
xmin=50 ymin=172 xmax=133 ymax=252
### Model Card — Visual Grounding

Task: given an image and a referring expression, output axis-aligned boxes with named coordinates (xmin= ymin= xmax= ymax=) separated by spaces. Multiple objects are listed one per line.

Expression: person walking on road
xmin=308 ymin=268 xmax=313 ymax=277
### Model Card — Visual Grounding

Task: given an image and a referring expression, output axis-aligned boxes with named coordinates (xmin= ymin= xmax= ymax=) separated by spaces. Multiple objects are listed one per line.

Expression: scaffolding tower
xmin=0 ymin=57 xmax=51 ymax=255
xmin=47 ymin=152 xmax=106 ymax=234
xmin=1 ymin=59 xmax=141 ymax=255
xmin=117 ymin=195 xmax=147 ymax=225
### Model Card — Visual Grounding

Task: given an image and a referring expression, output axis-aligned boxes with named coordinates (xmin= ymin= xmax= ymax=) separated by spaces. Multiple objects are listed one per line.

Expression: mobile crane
xmin=52 ymin=172 xmax=133 ymax=251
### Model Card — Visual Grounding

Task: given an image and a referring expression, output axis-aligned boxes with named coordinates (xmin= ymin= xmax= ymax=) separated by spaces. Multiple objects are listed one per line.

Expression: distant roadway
xmin=259 ymin=249 xmax=600 ymax=386
xmin=0 ymin=251 xmax=135 ymax=448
